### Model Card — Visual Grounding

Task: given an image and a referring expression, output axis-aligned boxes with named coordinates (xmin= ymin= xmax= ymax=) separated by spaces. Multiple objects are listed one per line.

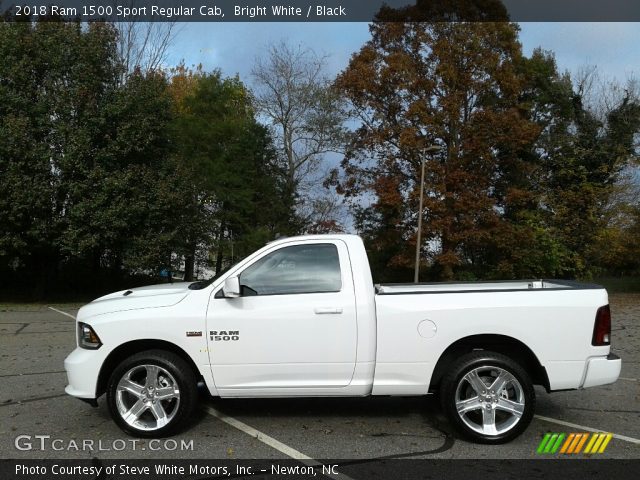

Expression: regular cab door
xmin=207 ymin=240 xmax=357 ymax=392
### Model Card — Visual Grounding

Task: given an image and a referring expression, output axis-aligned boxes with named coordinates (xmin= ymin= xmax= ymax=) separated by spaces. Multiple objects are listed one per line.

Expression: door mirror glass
xmin=223 ymin=276 xmax=241 ymax=298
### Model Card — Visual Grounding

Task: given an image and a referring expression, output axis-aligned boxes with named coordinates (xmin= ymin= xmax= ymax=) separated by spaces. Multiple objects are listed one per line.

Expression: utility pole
xmin=414 ymin=145 xmax=442 ymax=283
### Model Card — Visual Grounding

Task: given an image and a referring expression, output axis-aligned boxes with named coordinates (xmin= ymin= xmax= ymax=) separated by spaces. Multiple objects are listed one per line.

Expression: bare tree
xmin=116 ymin=19 xmax=178 ymax=82
xmin=575 ymin=65 xmax=640 ymax=126
xmin=251 ymin=41 xmax=347 ymax=229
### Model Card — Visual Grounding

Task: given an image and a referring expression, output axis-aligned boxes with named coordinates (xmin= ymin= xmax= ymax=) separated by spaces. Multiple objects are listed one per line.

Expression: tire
xmin=106 ymin=350 xmax=198 ymax=437
xmin=439 ymin=351 xmax=535 ymax=444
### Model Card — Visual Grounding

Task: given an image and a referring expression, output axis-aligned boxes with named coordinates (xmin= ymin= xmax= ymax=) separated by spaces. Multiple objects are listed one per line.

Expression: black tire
xmin=439 ymin=351 xmax=535 ymax=444
xmin=106 ymin=350 xmax=198 ymax=437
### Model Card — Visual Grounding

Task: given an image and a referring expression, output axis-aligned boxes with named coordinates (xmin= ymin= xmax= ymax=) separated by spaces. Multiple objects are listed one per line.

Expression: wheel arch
xmin=429 ymin=334 xmax=550 ymax=392
xmin=96 ymin=339 xmax=202 ymax=398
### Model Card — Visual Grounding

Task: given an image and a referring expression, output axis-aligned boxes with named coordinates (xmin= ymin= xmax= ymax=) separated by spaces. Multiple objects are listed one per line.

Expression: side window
xmin=239 ymin=244 xmax=342 ymax=296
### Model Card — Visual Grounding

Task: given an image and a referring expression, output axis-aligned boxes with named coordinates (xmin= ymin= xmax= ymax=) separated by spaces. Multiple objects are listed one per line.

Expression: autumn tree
xmin=590 ymin=177 xmax=640 ymax=276
xmin=335 ymin=21 xmax=538 ymax=281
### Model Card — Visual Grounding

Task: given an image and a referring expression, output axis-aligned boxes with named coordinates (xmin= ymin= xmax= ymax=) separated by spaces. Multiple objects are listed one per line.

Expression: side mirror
xmin=222 ymin=276 xmax=241 ymax=298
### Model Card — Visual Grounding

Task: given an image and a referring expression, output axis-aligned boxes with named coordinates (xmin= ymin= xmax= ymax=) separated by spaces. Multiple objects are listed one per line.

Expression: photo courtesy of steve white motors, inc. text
xmin=14 ymin=463 xmax=338 ymax=477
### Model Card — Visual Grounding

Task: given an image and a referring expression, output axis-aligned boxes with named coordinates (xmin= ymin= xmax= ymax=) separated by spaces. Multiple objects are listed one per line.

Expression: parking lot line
xmin=535 ymin=414 xmax=640 ymax=444
xmin=0 ymin=370 xmax=66 ymax=378
xmin=203 ymin=405 xmax=353 ymax=480
xmin=0 ymin=393 xmax=67 ymax=407
xmin=48 ymin=306 xmax=76 ymax=320
xmin=204 ymin=405 xmax=313 ymax=460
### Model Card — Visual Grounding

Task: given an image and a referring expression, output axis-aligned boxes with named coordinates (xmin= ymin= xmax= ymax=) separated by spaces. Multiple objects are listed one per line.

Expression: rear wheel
xmin=439 ymin=351 xmax=535 ymax=443
xmin=106 ymin=350 xmax=198 ymax=437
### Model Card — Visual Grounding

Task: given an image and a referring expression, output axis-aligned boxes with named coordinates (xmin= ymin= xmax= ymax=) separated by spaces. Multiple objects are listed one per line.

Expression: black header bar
xmin=1 ymin=0 xmax=640 ymax=22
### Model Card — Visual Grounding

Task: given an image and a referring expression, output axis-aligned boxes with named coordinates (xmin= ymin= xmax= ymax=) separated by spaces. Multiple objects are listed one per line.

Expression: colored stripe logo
xmin=537 ymin=433 xmax=613 ymax=454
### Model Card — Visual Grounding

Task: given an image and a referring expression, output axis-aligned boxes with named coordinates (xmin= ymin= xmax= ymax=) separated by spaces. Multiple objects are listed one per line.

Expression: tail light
xmin=592 ymin=305 xmax=611 ymax=346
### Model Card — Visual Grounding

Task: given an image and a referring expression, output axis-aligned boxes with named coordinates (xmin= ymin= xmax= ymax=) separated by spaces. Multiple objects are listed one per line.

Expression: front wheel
xmin=106 ymin=350 xmax=198 ymax=437
xmin=439 ymin=351 xmax=535 ymax=444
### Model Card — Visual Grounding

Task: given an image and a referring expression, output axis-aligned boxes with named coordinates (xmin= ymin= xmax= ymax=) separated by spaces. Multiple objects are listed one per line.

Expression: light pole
xmin=414 ymin=145 xmax=442 ymax=283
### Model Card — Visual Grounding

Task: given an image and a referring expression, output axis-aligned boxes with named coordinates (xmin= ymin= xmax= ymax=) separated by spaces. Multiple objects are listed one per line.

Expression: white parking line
xmin=203 ymin=405 xmax=353 ymax=480
xmin=204 ymin=405 xmax=312 ymax=460
xmin=535 ymin=415 xmax=640 ymax=444
xmin=47 ymin=307 xmax=76 ymax=320
xmin=619 ymin=377 xmax=637 ymax=382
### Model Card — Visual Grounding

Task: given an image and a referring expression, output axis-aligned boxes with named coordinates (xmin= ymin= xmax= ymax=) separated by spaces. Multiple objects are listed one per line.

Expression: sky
xmin=165 ymin=22 xmax=640 ymax=87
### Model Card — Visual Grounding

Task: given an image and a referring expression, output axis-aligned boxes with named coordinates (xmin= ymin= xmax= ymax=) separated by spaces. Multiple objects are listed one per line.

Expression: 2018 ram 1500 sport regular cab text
xmin=64 ymin=234 xmax=621 ymax=443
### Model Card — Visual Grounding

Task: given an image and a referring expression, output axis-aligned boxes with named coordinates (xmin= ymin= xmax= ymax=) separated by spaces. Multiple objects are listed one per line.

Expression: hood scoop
xmin=123 ymin=290 xmax=133 ymax=296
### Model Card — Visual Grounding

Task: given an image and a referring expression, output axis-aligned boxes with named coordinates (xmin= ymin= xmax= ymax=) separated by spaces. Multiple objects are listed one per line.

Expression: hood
xmin=78 ymin=282 xmax=192 ymax=320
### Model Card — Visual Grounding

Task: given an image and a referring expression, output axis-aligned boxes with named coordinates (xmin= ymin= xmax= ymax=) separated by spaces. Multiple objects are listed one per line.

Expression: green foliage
xmin=1 ymin=22 xmax=118 ymax=290
xmin=59 ymin=71 xmax=178 ymax=269
xmin=170 ymin=71 xmax=298 ymax=276
xmin=0 ymin=20 xmax=297 ymax=298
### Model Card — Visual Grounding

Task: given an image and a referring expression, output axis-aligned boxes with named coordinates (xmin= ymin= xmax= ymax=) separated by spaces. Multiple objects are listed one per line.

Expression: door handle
xmin=314 ymin=307 xmax=343 ymax=315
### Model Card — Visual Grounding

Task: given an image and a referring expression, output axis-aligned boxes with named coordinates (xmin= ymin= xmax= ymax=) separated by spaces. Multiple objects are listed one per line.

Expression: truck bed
xmin=372 ymin=278 xmax=610 ymax=395
xmin=375 ymin=279 xmax=602 ymax=295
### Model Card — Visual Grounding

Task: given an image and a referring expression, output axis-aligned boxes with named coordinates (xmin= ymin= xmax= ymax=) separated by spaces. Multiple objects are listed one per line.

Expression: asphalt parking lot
xmin=0 ymin=295 xmax=638 ymax=461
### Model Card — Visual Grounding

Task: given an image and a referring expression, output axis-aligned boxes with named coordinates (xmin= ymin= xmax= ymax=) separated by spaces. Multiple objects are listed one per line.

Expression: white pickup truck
xmin=64 ymin=234 xmax=621 ymax=443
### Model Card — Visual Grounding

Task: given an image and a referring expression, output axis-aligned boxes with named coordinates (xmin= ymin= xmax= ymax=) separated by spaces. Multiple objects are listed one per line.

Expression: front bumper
xmin=64 ymin=347 xmax=107 ymax=399
xmin=581 ymin=353 xmax=621 ymax=388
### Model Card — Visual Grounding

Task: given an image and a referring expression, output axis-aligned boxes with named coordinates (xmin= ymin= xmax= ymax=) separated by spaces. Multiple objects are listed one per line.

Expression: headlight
xmin=78 ymin=322 xmax=102 ymax=349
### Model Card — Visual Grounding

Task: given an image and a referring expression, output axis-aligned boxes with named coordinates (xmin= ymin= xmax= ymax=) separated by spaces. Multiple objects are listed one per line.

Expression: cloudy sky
xmin=165 ymin=22 xmax=640 ymax=86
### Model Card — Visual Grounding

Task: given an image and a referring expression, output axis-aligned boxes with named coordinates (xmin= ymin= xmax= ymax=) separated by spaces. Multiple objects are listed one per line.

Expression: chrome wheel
xmin=454 ymin=365 xmax=525 ymax=436
xmin=115 ymin=364 xmax=180 ymax=432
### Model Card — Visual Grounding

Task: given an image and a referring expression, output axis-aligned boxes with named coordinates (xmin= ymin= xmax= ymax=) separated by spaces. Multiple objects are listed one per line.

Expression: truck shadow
xmin=200 ymin=390 xmax=457 ymax=457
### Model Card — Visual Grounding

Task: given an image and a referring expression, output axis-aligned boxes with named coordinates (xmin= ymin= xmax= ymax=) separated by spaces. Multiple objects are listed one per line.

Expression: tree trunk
xmin=215 ymin=221 xmax=226 ymax=276
xmin=183 ymin=246 xmax=195 ymax=282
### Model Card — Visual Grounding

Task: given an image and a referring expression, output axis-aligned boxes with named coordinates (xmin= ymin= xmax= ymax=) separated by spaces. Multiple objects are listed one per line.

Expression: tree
xmin=335 ymin=21 xmax=538 ymax=281
xmin=0 ymin=19 xmax=311 ymax=298
xmin=480 ymin=48 xmax=579 ymax=279
xmin=171 ymin=71 xmax=297 ymax=277
xmin=0 ymin=19 xmax=185 ymax=296
xmin=335 ymin=16 xmax=640 ymax=282
xmin=590 ymin=178 xmax=640 ymax=276
xmin=526 ymin=59 xmax=640 ymax=277
xmin=116 ymin=20 xmax=177 ymax=84
xmin=0 ymin=20 xmax=129 ymax=294
xmin=59 ymin=70 xmax=180 ymax=274
xmin=251 ymin=41 xmax=347 ymax=230
xmin=0 ymin=20 xmax=57 ymax=268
